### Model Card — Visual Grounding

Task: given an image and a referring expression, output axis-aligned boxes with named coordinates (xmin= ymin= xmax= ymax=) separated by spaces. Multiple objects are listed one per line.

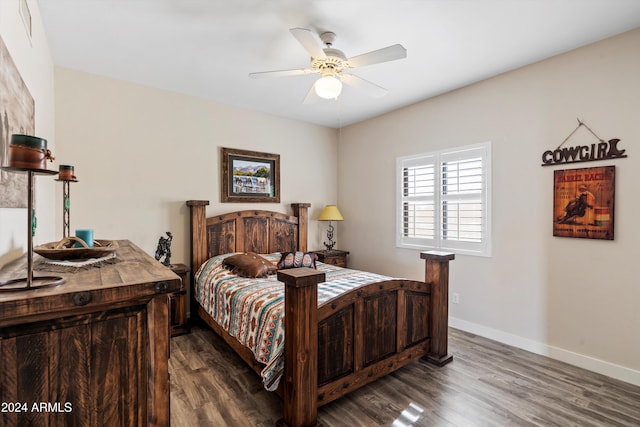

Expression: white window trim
xmin=396 ymin=141 xmax=492 ymax=257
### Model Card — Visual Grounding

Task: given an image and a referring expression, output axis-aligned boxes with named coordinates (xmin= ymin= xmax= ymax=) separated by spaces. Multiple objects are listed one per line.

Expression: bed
xmin=186 ymin=200 xmax=455 ymax=427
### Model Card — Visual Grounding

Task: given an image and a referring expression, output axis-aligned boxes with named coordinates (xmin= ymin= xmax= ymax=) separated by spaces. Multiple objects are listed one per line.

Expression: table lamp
xmin=318 ymin=205 xmax=344 ymax=251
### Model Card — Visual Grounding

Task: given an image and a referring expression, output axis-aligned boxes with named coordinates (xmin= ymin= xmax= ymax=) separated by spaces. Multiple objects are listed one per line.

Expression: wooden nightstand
xmin=169 ymin=263 xmax=190 ymax=337
xmin=312 ymin=249 xmax=349 ymax=268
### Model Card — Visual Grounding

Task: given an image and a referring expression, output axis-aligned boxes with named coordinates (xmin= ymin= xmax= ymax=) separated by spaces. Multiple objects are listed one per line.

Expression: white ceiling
xmin=37 ymin=0 xmax=640 ymax=128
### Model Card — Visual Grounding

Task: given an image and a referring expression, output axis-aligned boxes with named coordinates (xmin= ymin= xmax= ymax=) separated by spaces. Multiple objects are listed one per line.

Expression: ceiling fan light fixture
xmin=250 ymin=28 xmax=406 ymax=102
xmin=315 ymin=75 xmax=342 ymax=99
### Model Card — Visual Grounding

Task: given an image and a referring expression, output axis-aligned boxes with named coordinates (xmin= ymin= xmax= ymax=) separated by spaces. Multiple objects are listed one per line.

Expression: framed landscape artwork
xmin=553 ymin=165 xmax=615 ymax=240
xmin=221 ymin=147 xmax=280 ymax=203
xmin=0 ymin=35 xmax=35 ymax=208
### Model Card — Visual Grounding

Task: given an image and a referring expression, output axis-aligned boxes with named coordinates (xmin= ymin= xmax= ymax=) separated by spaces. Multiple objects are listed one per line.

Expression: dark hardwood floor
xmin=170 ymin=326 xmax=640 ymax=426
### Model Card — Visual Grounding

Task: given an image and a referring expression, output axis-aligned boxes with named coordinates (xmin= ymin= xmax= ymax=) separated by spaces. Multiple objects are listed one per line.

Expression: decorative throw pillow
xmin=223 ymin=252 xmax=278 ymax=278
xmin=277 ymin=251 xmax=317 ymax=270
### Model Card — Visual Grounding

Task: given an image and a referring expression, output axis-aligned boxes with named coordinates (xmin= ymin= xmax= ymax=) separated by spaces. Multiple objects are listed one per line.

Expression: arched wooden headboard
xmin=186 ymin=200 xmax=310 ymax=277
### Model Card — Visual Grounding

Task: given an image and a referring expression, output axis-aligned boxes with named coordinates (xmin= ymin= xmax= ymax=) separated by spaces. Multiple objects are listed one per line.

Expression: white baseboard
xmin=449 ymin=316 xmax=640 ymax=387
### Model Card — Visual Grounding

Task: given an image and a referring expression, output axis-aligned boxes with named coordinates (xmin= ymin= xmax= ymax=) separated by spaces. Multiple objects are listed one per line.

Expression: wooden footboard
xmin=316 ymin=279 xmax=432 ymax=405
xmin=276 ymin=252 xmax=454 ymax=427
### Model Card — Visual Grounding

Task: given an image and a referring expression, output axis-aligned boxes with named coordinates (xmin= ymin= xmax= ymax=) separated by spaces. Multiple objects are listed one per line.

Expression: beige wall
xmin=0 ymin=0 xmax=56 ymax=267
xmin=53 ymin=68 xmax=338 ymax=265
xmin=338 ymin=28 xmax=640 ymax=385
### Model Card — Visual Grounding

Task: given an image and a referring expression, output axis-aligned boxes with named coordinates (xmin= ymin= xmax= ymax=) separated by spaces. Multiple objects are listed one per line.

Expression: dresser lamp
xmin=318 ymin=205 xmax=344 ymax=251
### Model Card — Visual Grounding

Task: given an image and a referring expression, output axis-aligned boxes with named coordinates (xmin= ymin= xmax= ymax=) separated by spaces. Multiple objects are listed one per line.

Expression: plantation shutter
xmin=397 ymin=143 xmax=491 ymax=256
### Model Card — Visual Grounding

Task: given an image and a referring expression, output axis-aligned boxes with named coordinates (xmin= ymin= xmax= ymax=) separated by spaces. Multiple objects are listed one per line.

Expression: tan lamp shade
xmin=318 ymin=205 xmax=344 ymax=221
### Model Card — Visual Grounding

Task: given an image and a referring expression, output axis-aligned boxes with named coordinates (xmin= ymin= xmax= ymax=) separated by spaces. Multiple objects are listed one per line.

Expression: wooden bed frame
xmin=186 ymin=200 xmax=454 ymax=427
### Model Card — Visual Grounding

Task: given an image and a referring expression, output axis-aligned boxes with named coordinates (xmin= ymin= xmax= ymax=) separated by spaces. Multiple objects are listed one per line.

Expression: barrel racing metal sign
xmin=553 ymin=166 xmax=615 ymax=240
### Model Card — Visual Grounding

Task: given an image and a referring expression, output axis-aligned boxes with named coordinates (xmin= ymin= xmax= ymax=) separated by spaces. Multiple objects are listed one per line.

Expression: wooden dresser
xmin=0 ymin=240 xmax=181 ymax=427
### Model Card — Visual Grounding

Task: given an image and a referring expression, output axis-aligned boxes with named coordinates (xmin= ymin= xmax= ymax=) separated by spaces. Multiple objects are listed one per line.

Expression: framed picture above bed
xmin=221 ymin=147 xmax=280 ymax=203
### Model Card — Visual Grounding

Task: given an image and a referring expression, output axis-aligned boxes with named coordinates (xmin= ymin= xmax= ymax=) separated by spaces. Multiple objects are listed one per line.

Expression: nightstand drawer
xmin=324 ymin=256 xmax=346 ymax=267
xmin=312 ymin=250 xmax=349 ymax=268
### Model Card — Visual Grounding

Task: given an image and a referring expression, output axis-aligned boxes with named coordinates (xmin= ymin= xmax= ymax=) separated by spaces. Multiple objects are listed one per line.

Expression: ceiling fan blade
xmin=341 ymin=73 xmax=388 ymax=98
xmin=249 ymin=68 xmax=315 ymax=79
xmin=347 ymin=44 xmax=407 ymax=68
xmin=290 ymin=28 xmax=327 ymax=59
xmin=302 ymin=81 xmax=320 ymax=104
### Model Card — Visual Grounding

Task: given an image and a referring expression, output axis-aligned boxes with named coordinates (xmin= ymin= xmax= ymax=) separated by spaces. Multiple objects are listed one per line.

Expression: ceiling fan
xmin=249 ymin=28 xmax=407 ymax=102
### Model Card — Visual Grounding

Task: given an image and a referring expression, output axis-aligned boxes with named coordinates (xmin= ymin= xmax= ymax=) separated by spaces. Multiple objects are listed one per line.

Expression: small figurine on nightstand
xmin=154 ymin=231 xmax=173 ymax=266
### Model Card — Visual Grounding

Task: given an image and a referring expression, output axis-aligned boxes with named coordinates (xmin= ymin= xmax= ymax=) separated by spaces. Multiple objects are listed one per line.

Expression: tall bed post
xmin=291 ymin=203 xmax=310 ymax=252
xmin=420 ymin=251 xmax=455 ymax=366
xmin=186 ymin=200 xmax=210 ymax=284
xmin=276 ymin=268 xmax=326 ymax=427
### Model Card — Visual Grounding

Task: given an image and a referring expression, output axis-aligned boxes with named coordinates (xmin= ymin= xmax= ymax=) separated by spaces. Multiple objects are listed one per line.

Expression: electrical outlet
xmin=452 ymin=293 xmax=460 ymax=304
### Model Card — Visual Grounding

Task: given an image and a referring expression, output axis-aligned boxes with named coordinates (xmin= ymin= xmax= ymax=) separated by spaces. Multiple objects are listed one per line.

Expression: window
xmin=396 ymin=142 xmax=491 ymax=256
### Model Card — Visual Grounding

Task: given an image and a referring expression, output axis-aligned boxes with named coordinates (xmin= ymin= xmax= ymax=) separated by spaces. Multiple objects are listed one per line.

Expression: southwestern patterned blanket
xmin=194 ymin=253 xmax=391 ymax=391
